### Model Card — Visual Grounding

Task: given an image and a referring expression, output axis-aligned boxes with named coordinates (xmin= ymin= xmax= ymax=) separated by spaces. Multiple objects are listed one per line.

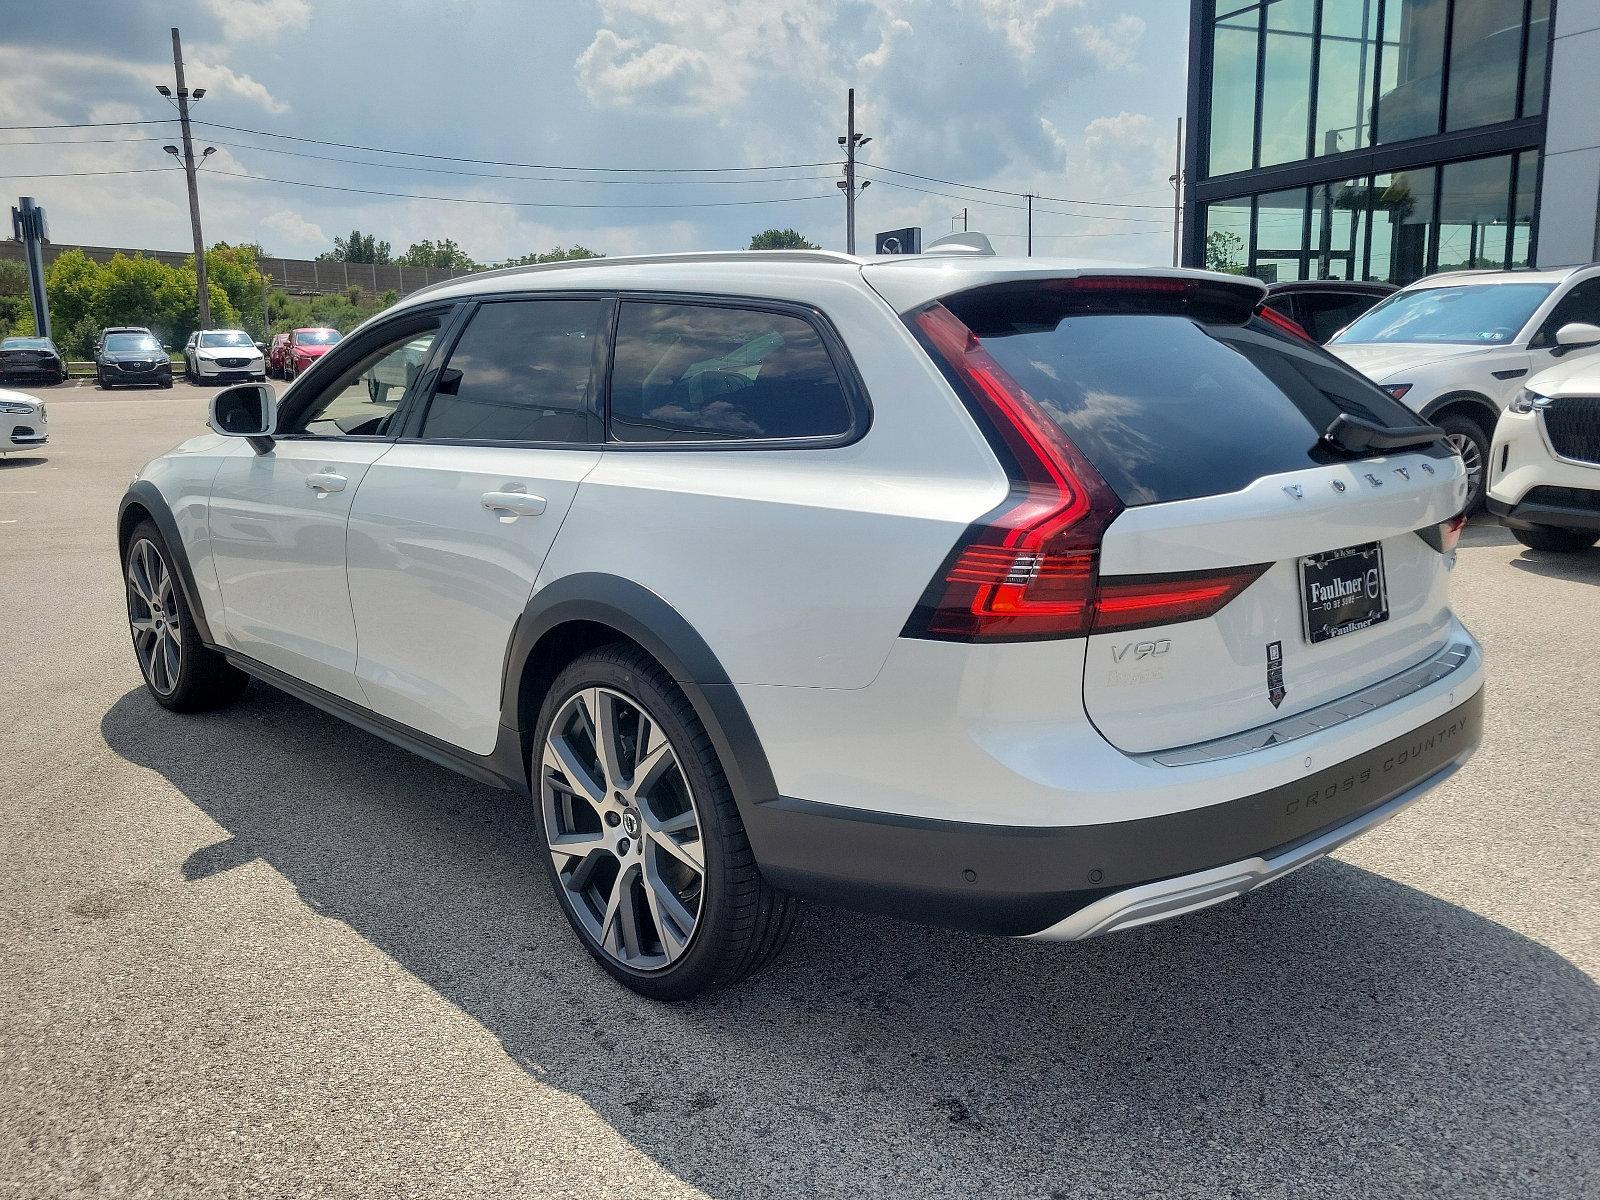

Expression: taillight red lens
xmin=1258 ymin=303 xmax=1314 ymax=341
xmin=1093 ymin=565 xmax=1271 ymax=633
xmin=911 ymin=303 xmax=1119 ymax=639
xmin=909 ymin=303 xmax=1267 ymax=641
xmin=1440 ymin=511 xmax=1467 ymax=553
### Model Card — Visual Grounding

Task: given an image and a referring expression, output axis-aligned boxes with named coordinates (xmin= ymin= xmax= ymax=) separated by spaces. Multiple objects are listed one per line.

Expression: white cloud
xmin=259 ymin=209 xmax=328 ymax=252
xmin=185 ymin=60 xmax=290 ymax=114
xmin=1074 ymin=14 xmax=1146 ymax=71
xmin=576 ymin=30 xmax=722 ymax=115
xmin=199 ymin=0 xmax=312 ymax=42
xmin=971 ymin=0 xmax=1086 ymax=59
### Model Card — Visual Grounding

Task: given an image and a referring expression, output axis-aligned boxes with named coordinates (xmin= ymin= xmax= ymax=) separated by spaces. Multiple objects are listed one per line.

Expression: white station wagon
xmin=119 ymin=249 xmax=1484 ymax=999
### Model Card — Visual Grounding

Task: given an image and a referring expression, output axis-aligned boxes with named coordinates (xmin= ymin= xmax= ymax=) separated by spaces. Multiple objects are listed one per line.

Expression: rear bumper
xmin=749 ymin=686 xmax=1483 ymax=937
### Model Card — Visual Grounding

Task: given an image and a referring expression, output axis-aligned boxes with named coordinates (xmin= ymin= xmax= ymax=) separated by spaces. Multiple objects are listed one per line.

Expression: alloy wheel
xmin=127 ymin=538 xmax=181 ymax=695
xmin=1445 ymin=430 xmax=1483 ymax=502
xmin=541 ymin=686 xmax=705 ymax=972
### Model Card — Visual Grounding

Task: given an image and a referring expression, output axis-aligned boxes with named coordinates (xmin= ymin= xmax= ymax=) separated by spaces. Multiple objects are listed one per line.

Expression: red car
xmin=267 ymin=333 xmax=291 ymax=379
xmin=283 ymin=327 xmax=342 ymax=380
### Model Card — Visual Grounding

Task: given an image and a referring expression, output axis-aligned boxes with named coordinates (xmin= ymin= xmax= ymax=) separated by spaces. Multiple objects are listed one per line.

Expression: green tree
xmin=397 ymin=238 xmax=478 ymax=270
xmin=318 ymin=229 xmax=392 ymax=264
xmin=200 ymin=243 xmax=270 ymax=337
xmin=748 ymin=228 xmax=820 ymax=250
xmin=1205 ymin=230 xmax=1246 ymax=275
xmin=504 ymin=245 xmax=604 ymax=265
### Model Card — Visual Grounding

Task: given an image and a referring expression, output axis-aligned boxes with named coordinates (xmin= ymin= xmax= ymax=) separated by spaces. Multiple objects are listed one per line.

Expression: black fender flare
xmin=1420 ymin=391 xmax=1499 ymax=434
xmin=118 ymin=480 xmax=218 ymax=645
xmin=501 ymin=573 xmax=780 ymax=816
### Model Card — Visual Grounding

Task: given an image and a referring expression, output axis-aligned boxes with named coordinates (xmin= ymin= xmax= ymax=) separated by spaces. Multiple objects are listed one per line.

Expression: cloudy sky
xmin=1 ymin=0 xmax=1187 ymax=264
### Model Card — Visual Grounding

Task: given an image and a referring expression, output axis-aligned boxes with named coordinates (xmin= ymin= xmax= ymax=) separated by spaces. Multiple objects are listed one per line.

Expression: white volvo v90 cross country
xmin=119 ymin=250 xmax=1484 ymax=1000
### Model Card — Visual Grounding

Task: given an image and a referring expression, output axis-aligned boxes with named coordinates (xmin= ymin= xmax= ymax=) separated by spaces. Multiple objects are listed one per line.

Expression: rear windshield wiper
xmin=1322 ymin=413 xmax=1445 ymax=456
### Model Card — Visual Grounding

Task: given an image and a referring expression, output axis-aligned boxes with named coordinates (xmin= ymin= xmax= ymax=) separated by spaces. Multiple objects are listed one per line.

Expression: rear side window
xmin=940 ymin=284 xmax=1427 ymax=506
xmin=1295 ymin=293 xmax=1379 ymax=342
xmin=609 ymin=301 xmax=853 ymax=443
xmin=422 ymin=299 xmax=606 ymax=443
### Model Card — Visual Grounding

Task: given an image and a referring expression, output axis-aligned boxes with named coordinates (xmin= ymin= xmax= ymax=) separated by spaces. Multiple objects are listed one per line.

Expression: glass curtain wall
xmin=1204 ymin=151 xmax=1536 ymax=284
xmin=1207 ymin=0 xmax=1549 ymax=177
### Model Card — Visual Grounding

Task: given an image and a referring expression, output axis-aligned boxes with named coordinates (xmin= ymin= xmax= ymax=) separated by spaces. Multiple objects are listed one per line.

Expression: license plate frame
xmin=1298 ymin=542 xmax=1388 ymax=644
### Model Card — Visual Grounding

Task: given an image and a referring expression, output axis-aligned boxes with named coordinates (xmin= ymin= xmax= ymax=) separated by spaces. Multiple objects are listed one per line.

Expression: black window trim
xmin=601 ymin=290 xmax=872 ymax=453
xmin=271 ymin=302 xmax=461 ymax=444
xmin=396 ymin=290 xmax=617 ymax=449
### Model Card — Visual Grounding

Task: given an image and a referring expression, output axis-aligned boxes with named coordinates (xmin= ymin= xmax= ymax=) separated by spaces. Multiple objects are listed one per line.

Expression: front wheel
xmin=1511 ymin=524 xmax=1598 ymax=553
xmin=532 ymin=643 xmax=798 ymax=1000
xmin=124 ymin=522 xmax=249 ymax=712
xmin=1437 ymin=413 xmax=1489 ymax=512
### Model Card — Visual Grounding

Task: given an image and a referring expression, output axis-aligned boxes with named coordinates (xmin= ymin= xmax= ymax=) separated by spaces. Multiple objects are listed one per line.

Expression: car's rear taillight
xmin=1416 ymin=511 xmax=1467 ymax=554
xmin=1257 ymin=303 xmax=1314 ymax=341
xmin=908 ymin=302 xmax=1268 ymax=641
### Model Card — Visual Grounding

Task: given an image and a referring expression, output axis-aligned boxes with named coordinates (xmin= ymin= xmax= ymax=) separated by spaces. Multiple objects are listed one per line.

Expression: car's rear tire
xmin=1511 ymin=524 xmax=1598 ymax=553
xmin=531 ymin=642 xmax=798 ymax=1000
xmin=123 ymin=520 xmax=249 ymax=712
xmin=1436 ymin=412 xmax=1490 ymax=512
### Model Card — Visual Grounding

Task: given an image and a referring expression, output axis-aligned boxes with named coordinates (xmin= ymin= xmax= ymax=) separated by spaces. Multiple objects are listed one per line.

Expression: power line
xmin=0 ymin=166 xmax=182 ymax=180
xmin=192 ymin=119 xmax=840 ymax=174
xmin=867 ymin=177 xmax=1170 ymax=226
xmin=1 ymin=132 xmax=844 ymax=185
xmin=861 ymin=163 xmax=1171 ymax=210
xmin=0 ymin=118 xmax=173 ymax=130
xmin=200 ymin=166 xmax=838 ymax=209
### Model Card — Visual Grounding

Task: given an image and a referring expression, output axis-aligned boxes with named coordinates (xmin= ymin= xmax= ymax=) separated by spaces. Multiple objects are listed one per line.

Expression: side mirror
xmin=1554 ymin=321 xmax=1600 ymax=353
xmin=208 ymin=382 xmax=277 ymax=453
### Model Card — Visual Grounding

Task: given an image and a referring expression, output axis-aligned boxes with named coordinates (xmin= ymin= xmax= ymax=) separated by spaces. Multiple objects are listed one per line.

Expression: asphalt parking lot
xmin=2 ymin=380 xmax=1597 ymax=1199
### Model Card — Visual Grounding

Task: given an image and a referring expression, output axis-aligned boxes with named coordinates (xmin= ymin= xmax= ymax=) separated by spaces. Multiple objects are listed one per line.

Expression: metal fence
xmin=0 ymin=240 xmax=473 ymax=299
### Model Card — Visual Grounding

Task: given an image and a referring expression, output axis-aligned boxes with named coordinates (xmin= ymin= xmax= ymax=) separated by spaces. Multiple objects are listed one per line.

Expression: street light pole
xmin=836 ymin=88 xmax=871 ymax=254
xmin=162 ymin=27 xmax=210 ymax=329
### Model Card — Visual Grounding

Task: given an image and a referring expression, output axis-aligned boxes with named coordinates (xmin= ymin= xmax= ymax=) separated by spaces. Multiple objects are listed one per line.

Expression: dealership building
xmin=1181 ymin=0 xmax=1600 ymax=283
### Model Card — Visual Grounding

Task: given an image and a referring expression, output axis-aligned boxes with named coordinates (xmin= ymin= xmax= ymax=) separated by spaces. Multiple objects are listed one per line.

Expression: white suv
xmin=1487 ymin=355 xmax=1600 ymax=553
xmin=1327 ymin=264 xmax=1600 ymax=510
xmin=119 ymin=251 xmax=1484 ymax=999
xmin=183 ymin=328 xmax=266 ymax=384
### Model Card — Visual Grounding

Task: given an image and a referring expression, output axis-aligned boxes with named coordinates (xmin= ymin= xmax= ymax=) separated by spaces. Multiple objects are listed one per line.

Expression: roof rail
xmin=401 ymin=248 xmax=863 ymax=302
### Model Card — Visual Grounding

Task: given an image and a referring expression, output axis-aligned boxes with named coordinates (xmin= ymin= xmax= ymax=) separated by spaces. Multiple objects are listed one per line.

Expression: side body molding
xmin=118 ymin=480 xmax=218 ymax=646
xmin=502 ymin=573 xmax=781 ymax=818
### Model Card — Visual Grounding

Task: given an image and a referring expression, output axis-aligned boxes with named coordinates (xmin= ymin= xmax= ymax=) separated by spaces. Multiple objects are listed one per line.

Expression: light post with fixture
xmin=157 ymin=27 xmax=212 ymax=328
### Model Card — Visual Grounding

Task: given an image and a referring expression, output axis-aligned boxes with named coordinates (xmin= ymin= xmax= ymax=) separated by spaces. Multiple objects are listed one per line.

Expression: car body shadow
xmin=100 ymin=687 xmax=1598 ymax=1199
xmin=0 ymin=454 xmax=47 ymax=469
xmin=1509 ymin=548 xmax=1600 ymax=584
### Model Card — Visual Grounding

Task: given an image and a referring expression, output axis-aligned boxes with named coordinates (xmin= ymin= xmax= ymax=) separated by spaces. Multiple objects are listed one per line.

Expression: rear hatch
xmin=906 ymin=273 xmax=1469 ymax=755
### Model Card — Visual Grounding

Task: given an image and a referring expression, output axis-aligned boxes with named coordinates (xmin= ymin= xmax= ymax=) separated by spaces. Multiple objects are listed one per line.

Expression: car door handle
xmin=482 ymin=490 xmax=547 ymax=518
xmin=306 ymin=472 xmax=347 ymax=494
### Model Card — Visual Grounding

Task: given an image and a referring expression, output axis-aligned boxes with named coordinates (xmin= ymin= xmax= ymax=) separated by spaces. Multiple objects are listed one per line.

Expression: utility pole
xmin=160 ymin=27 xmax=211 ymax=328
xmin=1170 ymin=117 xmax=1183 ymax=268
xmin=836 ymin=88 xmax=871 ymax=253
xmin=1026 ymin=194 xmax=1034 ymax=257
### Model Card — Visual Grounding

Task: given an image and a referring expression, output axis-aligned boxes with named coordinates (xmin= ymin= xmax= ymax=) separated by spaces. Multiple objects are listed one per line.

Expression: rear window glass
xmin=941 ymin=287 xmax=1427 ymax=506
xmin=609 ymin=301 xmax=853 ymax=443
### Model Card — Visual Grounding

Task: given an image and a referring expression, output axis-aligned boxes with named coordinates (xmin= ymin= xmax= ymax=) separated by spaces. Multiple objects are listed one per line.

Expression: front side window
xmin=1334 ymin=282 xmax=1555 ymax=346
xmin=609 ymin=301 xmax=853 ymax=443
xmin=1533 ymin=279 xmax=1600 ymax=347
xmin=420 ymin=299 xmax=606 ymax=444
xmin=282 ymin=317 xmax=441 ymax=439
